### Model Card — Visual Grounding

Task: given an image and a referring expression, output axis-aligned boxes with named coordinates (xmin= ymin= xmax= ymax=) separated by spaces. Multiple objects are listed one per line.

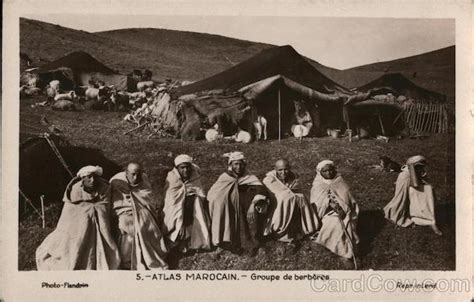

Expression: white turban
xmin=316 ymin=160 xmax=334 ymax=173
xmin=77 ymin=165 xmax=103 ymax=178
xmin=224 ymin=151 xmax=246 ymax=164
xmin=406 ymin=155 xmax=426 ymax=166
xmin=174 ymin=154 xmax=193 ymax=166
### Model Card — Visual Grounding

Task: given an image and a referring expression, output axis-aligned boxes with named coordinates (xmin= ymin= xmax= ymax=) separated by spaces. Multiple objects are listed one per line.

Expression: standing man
xmin=263 ymin=159 xmax=319 ymax=245
xmin=208 ymin=151 xmax=269 ymax=254
xmin=110 ymin=162 xmax=168 ymax=270
xmin=162 ymin=154 xmax=211 ymax=253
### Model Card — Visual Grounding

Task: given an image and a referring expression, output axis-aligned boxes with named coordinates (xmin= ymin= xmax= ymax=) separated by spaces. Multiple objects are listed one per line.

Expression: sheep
xmin=49 ymin=80 xmax=60 ymax=92
xmin=19 ymin=85 xmax=41 ymax=97
xmin=52 ymin=100 xmax=76 ymax=111
xmin=137 ymin=81 xmax=155 ymax=92
xmin=54 ymin=91 xmax=77 ymax=102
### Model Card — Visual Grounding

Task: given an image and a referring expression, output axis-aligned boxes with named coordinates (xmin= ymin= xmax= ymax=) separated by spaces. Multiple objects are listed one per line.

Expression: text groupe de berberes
xmin=251 ymin=273 xmax=330 ymax=281
xmin=42 ymin=282 xmax=89 ymax=288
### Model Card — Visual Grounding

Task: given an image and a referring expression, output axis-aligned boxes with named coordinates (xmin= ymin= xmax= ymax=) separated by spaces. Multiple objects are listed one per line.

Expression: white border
xmin=2 ymin=0 xmax=472 ymax=301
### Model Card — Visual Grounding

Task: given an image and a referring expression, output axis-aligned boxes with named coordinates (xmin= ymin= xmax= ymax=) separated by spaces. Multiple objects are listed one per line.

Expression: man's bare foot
xmin=431 ymin=224 xmax=443 ymax=236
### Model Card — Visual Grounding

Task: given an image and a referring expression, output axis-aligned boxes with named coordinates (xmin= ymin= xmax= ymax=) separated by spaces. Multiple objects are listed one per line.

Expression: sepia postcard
xmin=1 ymin=0 xmax=473 ymax=301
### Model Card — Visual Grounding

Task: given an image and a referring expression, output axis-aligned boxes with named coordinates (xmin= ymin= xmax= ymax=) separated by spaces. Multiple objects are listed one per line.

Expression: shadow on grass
xmin=357 ymin=209 xmax=386 ymax=258
xmin=435 ymin=202 xmax=455 ymax=226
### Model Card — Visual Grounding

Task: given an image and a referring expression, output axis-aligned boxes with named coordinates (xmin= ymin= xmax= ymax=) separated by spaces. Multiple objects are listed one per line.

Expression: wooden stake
xmin=413 ymin=104 xmax=419 ymax=133
xmin=40 ymin=195 xmax=45 ymax=229
xmin=123 ymin=121 xmax=150 ymax=135
xmin=406 ymin=104 xmax=414 ymax=131
xmin=438 ymin=105 xmax=443 ymax=133
xmin=427 ymin=103 xmax=435 ymax=133
xmin=411 ymin=104 xmax=418 ymax=133
xmin=419 ymin=104 xmax=424 ymax=132
xmin=434 ymin=104 xmax=440 ymax=133
xmin=392 ymin=109 xmax=404 ymax=126
xmin=278 ymin=88 xmax=281 ymax=141
xmin=378 ymin=113 xmax=386 ymax=136
xmin=418 ymin=103 xmax=424 ymax=133
xmin=444 ymin=105 xmax=449 ymax=133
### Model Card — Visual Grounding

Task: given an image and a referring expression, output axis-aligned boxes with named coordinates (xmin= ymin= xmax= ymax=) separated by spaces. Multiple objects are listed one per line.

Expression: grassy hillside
xmin=321 ymin=46 xmax=455 ymax=102
xmin=21 ymin=17 xmax=454 ymax=103
xmin=20 ymin=18 xmax=273 ymax=81
xmin=18 ymin=96 xmax=455 ymax=271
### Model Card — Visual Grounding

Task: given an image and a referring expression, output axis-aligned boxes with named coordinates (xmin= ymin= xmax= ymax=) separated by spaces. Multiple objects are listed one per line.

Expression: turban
xmin=406 ymin=155 xmax=426 ymax=166
xmin=316 ymin=160 xmax=334 ymax=173
xmin=224 ymin=151 xmax=246 ymax=164
xmin=77 ymin=165 xmax=103 ymax=178
xmin=174 ymin=154 xmax=193 ymax=166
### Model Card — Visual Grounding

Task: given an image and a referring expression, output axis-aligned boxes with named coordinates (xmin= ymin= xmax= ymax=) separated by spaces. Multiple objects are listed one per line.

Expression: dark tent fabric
xmin=174 ymin=45 xmax=350 ymax=97
xmin=37 ymin=51 xmax=132 ymax=91
xmin=19 ymin=113 xmax=122 ymax=217
xmin=19 ymin=113 xmax=71 ymax=216
xmin=356 ymin=73 xmax=446 ymax=103
xmin=348 ymin=100 xmax=404 ymax=136
xmin=171 ymin=45 xmax=353 ymax=139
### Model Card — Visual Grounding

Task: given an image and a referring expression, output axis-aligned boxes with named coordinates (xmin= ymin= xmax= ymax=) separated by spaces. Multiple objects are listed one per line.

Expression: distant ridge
xmin=21 ymin=17 xmax=454 ymax=106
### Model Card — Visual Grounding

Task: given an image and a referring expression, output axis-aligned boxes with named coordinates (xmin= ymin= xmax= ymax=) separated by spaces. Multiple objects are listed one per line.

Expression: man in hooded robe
xmin=109 ymin=162 xmax=168 ymax=270
xmin=207 ymin=151 xmax=269 ymax=253
xmin=263 ymin=159 xmax=319 ymax=245
xmin=36 ymin=166 xmax=120 ymax=270
xmin=310 ymin=160 xmax=359 ymax=263
xmin=383 ymin=155 xmax=442 ymax=236
xmin=162 ymin=154 xmax=211 ymax=253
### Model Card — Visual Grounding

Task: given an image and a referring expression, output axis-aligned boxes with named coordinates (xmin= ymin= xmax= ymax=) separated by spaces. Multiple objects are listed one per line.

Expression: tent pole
xmin=40 ymin=195 xmax=45 ymax=229
xmin=378 ymin=113 xmax=386 ymax=136
xmin=278 ymin=87 xmax=281 ymax=141
xmin=344 ymin=105 xmax=350 ymax=132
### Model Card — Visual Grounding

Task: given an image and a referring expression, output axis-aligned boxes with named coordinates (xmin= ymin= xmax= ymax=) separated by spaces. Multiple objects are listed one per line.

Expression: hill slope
xmin=20 ymin=18 xmax=275 ymax=81
xmin=21 ymin=17 xmax=454 ymax=102
xmin=320 ymin=46 xmax=455 ymax=102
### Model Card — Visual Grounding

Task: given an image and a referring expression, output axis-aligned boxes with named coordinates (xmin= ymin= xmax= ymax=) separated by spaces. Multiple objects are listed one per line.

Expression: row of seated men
xmin=36 ymin=152 xmax=441 ymax=270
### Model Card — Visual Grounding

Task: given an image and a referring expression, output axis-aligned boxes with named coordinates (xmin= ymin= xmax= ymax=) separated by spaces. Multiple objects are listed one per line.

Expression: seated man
xmin=263 ymin=159 xmax=319 ymax=245
xmin=208 ymin=151 xmax=268 ymax=253
xmin=310 ymin=160 xmax=359 ymax=266
xmin=36 ymin=166 xmax=120 ymax=270
xmin=162 ymin=154 xmax=211 ymax=253
xmin=110 ymin=162 xmax=168 ymax=270
xmin=384 ymin=155 xmax=442 ymax=235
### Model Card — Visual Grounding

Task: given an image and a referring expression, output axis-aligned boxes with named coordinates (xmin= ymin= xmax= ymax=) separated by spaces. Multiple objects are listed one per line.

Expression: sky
xmin=26 ymin=14 xmax=455 ymax=69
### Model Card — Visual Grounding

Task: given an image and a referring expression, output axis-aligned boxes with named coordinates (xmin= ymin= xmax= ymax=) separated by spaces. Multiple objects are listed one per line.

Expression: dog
xmin=380 ymin=156 xmax=402 ymax=172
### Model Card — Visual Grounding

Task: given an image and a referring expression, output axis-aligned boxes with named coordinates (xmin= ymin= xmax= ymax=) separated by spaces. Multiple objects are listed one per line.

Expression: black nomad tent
xmin=346 ymin=73 xmax=448 ymax=135
xmin=19 ymin=113 xmax=122 ymax=218
xmin=36 ymin=51 xmax=134 ymax=91
xmin=356 ymin=73 xmax=446 ymax=103
xmin=19 ymin=113 xmax=73 ymax=217
xmin=172 ymin=45 xmax=352 ymax=139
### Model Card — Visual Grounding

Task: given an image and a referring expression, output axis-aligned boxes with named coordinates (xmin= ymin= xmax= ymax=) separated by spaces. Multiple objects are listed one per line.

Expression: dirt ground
xmin=18 ymin=98 xmax=455 ymax=271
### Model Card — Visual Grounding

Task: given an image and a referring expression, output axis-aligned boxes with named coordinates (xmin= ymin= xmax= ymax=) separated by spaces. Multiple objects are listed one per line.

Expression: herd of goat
xmin=20 ymin=77 xmax=178 ymax=113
